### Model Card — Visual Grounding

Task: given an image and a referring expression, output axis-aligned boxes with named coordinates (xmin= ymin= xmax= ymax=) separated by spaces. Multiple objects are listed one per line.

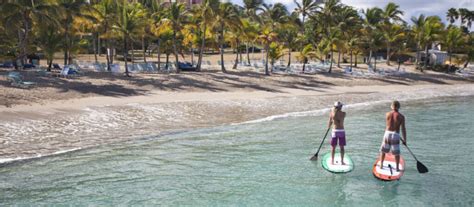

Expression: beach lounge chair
xmin=7 ymin=72 xmax=36 ymax=88
xmin=110 ymin=64 xmax=121 ymax=75
xmin=60 ymin=66 xmax=70 ymax=78
xmin=344 ymin=67 xmax=352 ymax=74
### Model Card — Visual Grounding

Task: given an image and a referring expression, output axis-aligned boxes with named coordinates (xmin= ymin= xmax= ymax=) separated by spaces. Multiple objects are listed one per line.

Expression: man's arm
xmin=401 ymin=116 xmax=407 ymax=145
xmin=328 ymin=111 xmax=333 ymax=128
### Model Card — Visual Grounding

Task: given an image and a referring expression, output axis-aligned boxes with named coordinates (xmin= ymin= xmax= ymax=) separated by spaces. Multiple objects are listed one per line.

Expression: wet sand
xmin=1 ymin=61 xmax=474 ymax=163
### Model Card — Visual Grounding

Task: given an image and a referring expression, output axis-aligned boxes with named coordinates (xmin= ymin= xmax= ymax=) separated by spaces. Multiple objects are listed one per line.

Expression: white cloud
xmin=230 ymin=0 xmax=474 ymax=23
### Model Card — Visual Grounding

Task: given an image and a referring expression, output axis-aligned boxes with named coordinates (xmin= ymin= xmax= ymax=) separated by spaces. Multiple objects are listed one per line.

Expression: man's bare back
xmin=385 ymin=110 xmax=406 ymax=144
xmin=331 ymin=110 xmax=346 ymax=130
xmin=386 ymin=111 xmax=404 ymax=133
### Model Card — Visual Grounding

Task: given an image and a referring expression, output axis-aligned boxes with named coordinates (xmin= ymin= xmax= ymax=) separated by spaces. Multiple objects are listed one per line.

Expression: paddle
xmin=309 ymin=125 xmax=332 ymax=161
xmin=401 ymin=138 xmax=429 ymax=173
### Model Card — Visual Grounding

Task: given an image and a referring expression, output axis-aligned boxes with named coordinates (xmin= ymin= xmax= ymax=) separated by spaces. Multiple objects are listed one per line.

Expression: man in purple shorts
xmin=328 ymin=101 xmax=346 ymax=165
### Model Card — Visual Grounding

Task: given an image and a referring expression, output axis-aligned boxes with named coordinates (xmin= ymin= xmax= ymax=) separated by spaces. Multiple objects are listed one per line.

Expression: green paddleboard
xmin=321 ymin=152 xmax=354 ymax=173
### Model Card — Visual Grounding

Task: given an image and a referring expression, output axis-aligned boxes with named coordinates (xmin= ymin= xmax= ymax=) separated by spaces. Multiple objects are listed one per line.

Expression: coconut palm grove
xmin=0 ymin=0 xmax=473 ymax=76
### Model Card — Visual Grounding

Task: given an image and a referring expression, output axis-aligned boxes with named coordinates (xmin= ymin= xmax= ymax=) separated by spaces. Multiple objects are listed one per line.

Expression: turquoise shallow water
xmin=0 ymin=96 xmax=473 ymax=206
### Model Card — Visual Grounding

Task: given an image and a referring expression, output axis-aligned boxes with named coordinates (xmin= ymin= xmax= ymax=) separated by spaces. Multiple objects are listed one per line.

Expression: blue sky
xmin=230 ymin=0 xmax=474 ymax=23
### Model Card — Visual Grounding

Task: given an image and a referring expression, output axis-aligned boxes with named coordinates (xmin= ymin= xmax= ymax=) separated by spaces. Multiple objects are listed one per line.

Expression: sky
xmin=230 ymin=0 xmax=474 ymax=23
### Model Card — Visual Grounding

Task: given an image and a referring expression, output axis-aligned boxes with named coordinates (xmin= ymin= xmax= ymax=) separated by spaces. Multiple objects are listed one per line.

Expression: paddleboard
xmin=373 ymin=153 xmax=405 ymax=181
xmin=321 ymin=152 xmax=354 ymax=173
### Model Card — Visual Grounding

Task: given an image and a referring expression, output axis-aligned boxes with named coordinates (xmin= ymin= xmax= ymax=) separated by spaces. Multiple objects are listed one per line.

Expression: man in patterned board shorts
xmin=380 ymin=100 xmax=407 ymax=172
xmin=328 ymin=101 xmax=346 ymax=165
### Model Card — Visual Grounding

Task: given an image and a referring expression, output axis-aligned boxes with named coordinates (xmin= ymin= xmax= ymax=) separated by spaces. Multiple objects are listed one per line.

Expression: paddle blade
xmin=417 ymin=161 xmax=429 ymax=173
xmin=309 ymin=153 xmax=318 ymax=161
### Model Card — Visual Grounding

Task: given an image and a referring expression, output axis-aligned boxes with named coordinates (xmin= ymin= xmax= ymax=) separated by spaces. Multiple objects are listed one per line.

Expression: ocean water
xmin=0 ymin=96 xmax=473 ymax=206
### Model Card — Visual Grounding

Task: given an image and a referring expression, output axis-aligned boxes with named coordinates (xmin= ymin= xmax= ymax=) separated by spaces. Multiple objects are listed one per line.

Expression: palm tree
xmin=459 ymin=8 xmax=471 ymax=30
xmin=57 ymin=0 xmax=90 ymax=65
xmin=243 ymin=0 xmax=264 ymax=21
xmin=241 ymin=19 xmax=259 ymax=65
xmin=381 ymin=2 xmax=404 ymax=24
xmin=268 ymin=42 xmax=285 ymax=70
xmin=113 ymin=0 xmax=147 ymax=77
xmin=91 ymin=0 xmax=118 ymax=71
xmin=420 ymin=16 xmax=444 ymax=71
xmin=1 ymin=1 xmax=58 ymax=67
xmin=294 ymin=0 xmax=319 ymax=32
xmin=35 ymin=24 xmax=63 ymax=71
xmin=194 ymin=0 xmax=219 ymax=71
xmin=381 ymin=23 xmax=405 ymax=65
xmin=381 ymin=2 xmax=404 ymax=65
xmin=411 ymin=14 xmax=427 ymax=67
xmin=214 ymin=2 xmax=241 ymax=73
xmin=165 ymin=2 xmax=188 ymax=73
xmin=443 ymin=25 xmax=465 ymax=70
xmin=334 ymin=5 xmax=359 ymax=68
xmin=258 ymin=28 xmax=278 ymax=75
xmin=447 ymin=8 xmax=459 ymax=25
xmin=149 ymin=1 xmax=167 ymax=71
xmin=260 ymin=3 xmax=289 ymax=75
xmin=325 ymin=27 xmax=341 ymax=73
xmin=362 ymin=7 xmax=383 ymax=68
xmin=297 ymin=44 xmax=317 ymax=72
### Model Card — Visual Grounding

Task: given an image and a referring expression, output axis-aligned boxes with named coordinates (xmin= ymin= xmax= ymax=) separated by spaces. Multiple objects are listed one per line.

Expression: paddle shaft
xmin=400 ymin=137 xmax=418 ymax=161
xmin=314 ymin=126 xmax=332 ymax=156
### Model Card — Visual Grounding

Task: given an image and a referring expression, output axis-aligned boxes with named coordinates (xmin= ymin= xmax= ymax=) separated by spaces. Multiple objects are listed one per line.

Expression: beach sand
xmin=1 ymin=55 xmax=473 ymax=162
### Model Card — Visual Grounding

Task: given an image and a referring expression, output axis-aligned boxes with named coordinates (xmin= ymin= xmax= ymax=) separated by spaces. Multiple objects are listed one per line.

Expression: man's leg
xmin=395 ymin=155 xmax=400 ymax=171
xmin=380 ymin=152 xmax=385 ymax=169
xmin=340 ymin=145 xmax=345 ymax=165
xmin=331 ymin=145 xmax=336 ymax=165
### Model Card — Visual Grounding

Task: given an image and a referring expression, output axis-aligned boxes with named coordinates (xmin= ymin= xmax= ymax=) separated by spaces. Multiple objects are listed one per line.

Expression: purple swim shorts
xmin=330 ymin=129 xmax=346 ymax=146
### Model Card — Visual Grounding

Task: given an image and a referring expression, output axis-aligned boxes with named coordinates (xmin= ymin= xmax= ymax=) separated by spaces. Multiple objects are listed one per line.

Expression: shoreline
xmin=1 ymin=83 xmax=473 ymax=115
xmin=1 ymin=82 xmax=474 ymax=165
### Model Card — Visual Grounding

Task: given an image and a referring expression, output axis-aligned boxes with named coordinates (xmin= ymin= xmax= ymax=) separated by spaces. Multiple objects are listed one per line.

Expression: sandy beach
xmin=1 ymin=60 xmax=474 ymax=163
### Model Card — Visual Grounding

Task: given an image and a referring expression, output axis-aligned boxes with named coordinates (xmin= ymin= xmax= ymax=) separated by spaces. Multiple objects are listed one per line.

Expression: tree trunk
xmin=355 ymin=53 xmax=358 ymax=67
xmin=415 ymin=42 xmax=420 ymax=66
xmin=337 ymin=50 xmax=341 ymax=68
xmin=252 ymin=43 xmax=255 ymax=60
xmin=386 ymin=44 xmax=391 ymax=65
xmin=124 ymin=37 xmax=130 ymax=77
xmin=63 ymin=19 xmax=70 ymax=65
xmin=374 ymin=55 xmax=377 ymax=71
xmin=131 ymin=42 xmax=135 ymax=64
xmin=157 ymin=39 xmax=161 ymax=71
xmin=397 ymin=57 xmax=401 ymax=71
xmin=166 ymin=53 xmax=169 ymax=70
xmin=328 ymin=50 xmax=333 ymax=73
xmin=173 ymin=30 xmax=180 ymax=73
xmin=350 ymin=49 xmax=353 ymax=70
xmin=302 ymin=58 xmax=306 ymax=73
xmin=98 ymin=36 xmax=102 ymax=56
xmin=422 ymin=45 xmax=428 ymax=72
xmin=287 ymin=47 xmax=291 ymax=68
xmin=271 ymin=57 xmax=275 ymax=73
xmin=93 ymin=33 xmax=98 ymax=63
xmin=220 ymin=24 xmax=226 ymax=73
xmin=246 ymin=43 xmax=250 ymax=65
xmin=47 ymin=59 xmax=52 ymax=71
xmin=232 ymin=40 xmax=240 ymax=69
xmin=265 ymin=42 xmax=270 ymax=75
xmin=191 ymin=47 xmax=194 ymax=65
xmin=142 ymin=36 xmax=147 ymax=63
xmin=197 ymin=24 xmax=206 ymax=72
xmin=368 ymin=50 xmax=373 ymax=67
xmin=104 ymin=22 xmax=111 ymax=71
